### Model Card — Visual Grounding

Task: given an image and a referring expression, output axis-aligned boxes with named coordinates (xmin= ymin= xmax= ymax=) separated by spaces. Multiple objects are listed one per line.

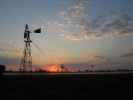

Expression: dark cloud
xmin=0 ymin=56 xmax=21 ymax=65
xmin=122 ymin=14 xmax=132 ymax=21
xmin=106 ymin=19 xmax=130 ymax=32
xmin=93 ymin=55 xmax=111 ymax=62
xmin=109 ymin=11 xmax=121 ymax=17
xmin=101 ymin=20 xmax=110 ymax=23
xmin=97 ymin=15 xmax=106 ymax=20
xmin=120 ymin=52 xmax=133 ymax=57
xmin=76 ymin=19 xmax=100 ymax=31
xmin=115 ymin=28 xmax=133 ymax=36
xmin=86 ymin=19 xmax=100 ymax=31
xmin=75 ymin=18 xmax=87 ymax=28
xmin=113 ymin=22 xmax=130 ymax=31
xmin=99 ymin=29 xmax=111 ymax=34
xmin=106 ymin=19 xmax=120 ymax=28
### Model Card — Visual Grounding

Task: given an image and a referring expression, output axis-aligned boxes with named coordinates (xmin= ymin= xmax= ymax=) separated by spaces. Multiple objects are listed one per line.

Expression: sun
xmin=51 ymin=69 xmax=56 ymax=72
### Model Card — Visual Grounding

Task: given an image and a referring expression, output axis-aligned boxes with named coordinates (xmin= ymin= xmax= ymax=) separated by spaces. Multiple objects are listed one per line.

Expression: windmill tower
xmin=20 ymin=24 xmax=43 ymax=74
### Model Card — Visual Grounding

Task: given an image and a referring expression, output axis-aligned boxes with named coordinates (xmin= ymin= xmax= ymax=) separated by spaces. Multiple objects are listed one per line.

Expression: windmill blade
xmin=32 ymin=41 xmax=44 ymax=54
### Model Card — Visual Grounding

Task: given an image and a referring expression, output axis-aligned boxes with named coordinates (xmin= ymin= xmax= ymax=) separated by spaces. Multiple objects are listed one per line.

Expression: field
xmin=1 ymin=74 xmax=133 ymax=100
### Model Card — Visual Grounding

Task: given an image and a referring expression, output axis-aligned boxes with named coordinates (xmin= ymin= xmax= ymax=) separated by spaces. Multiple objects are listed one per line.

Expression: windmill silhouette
xmin=20 ymin=24 xmax=44 ymax=74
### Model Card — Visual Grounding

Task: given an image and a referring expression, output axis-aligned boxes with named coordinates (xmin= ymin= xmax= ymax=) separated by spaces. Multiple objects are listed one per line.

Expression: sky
xmin=0 ymin=0 xmax=133 ymax=71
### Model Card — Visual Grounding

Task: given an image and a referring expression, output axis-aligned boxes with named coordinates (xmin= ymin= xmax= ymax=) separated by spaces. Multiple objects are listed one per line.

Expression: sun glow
xmin=51 ymin=69 xmax=56 ymax=72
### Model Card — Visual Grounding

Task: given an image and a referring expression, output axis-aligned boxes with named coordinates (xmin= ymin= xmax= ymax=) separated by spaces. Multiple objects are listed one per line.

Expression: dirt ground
xmin=0 ymin=74 xmax=133 ymax=100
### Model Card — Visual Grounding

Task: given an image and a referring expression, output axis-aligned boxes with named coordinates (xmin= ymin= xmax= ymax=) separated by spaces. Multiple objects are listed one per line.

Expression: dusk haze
xmin=0 ymin=0 xmax=133 ymax=71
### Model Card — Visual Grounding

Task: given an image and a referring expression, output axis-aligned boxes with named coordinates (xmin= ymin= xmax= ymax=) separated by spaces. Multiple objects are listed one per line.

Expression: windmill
xmin=20 ymin=24 xmax=44 ymax=74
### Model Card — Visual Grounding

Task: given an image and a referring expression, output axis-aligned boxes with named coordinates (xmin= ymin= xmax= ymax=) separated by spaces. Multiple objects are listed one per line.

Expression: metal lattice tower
xmin=20 ymin=41 xmax=32 ymax=73
xmin=20 ymin=25 xmax=32 ymax=74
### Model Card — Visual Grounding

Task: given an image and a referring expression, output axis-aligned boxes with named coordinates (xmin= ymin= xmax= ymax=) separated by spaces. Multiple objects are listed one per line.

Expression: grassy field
xmin=0 ymin=74 xmax=133 ymax=100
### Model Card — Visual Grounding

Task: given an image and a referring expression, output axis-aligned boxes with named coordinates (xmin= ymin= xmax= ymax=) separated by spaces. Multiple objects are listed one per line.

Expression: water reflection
xmin=3 ymin=71 xmax=133 ymax=75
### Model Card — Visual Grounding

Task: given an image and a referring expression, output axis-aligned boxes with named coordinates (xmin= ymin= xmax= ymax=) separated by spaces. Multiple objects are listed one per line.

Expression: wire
xmin=32 ymin=41 xmax=44 ymax=54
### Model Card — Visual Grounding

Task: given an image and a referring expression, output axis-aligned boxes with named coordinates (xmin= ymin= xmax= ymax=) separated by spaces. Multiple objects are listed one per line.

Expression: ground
xmin=0 ymin=74 xmax=133 ymax=100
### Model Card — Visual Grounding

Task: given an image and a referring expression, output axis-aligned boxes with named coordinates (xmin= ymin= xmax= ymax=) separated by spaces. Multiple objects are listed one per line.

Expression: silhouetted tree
xmin=64 ymin=69 xmax=69 ymax=72
xmin=85 ymin=69 xmax=89 ymax=72
xmin=77 ymin=70 xmax=81 ymax=72
xmin=91 ymin=65 xmax=94 ymax=72
xmin=61 ymin=64 xmax=65 ymax=74
xmin=0 ymin=64 xmax=6 ymax=86
xmin=9 ymin=69 xmax=12 ymax=71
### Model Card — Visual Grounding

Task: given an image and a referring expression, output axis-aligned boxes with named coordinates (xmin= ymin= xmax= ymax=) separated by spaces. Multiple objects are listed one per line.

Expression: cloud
xmin=65 ymin=32 xmax=82 ymax=41
xmin=0 ymin=38 xmax=12 ymax=43
xmin=59 ymin=34 xmax=65 ymax=36
xmin=84 ymin=33 xmax=102 ymax=39
xmin=101 ymin=20 xmax=110 ymax=23
xmin=0 ymin=47 xmax=9 ymax=53
xmin=54 ymin=22 xmax=58 ymax=24
xmin=0 ymin=56 xmax=21 ymax=65
xmin=55 ymin=59 xmax=72 ymax=64
xmin=41 ymin=26 xmax=45 ymax=28
xmin=60 ymin=32 xmax=82 ymax=41
xmin=60 ymin=53 xmax=66 ymax=57
xmin=106 ymin=19 xmax=130 ymax=31
xmin=115 ymin=28 xmax=133 ymax=36
xmin=71 ymin=0 xmax=90 ymax=10
xmin=59 ymin=0 xmax=90 ymax=22
xmin=111 ymin=37 xmax=115 ymax=39
xmin=92 ymin=35 xmax=102 ymax=39
xmin=109 ymin=11 xmax=121 ymax=17
xmin=86 ymin=19 xmax=100 ymax=31
xmin=122 ymin=14 xmax=132 ymax=21
xmin=68 ymin=20 xmax=72 ymax=26
xmin=97 ymin=15 xmax=106 ymax=19
xmin=75 ymin=19 xmax=100 ymax=31
xmin=99 ymin=29 xmax=112 ymax=37
xmin=76 ymin=12 xmax=88 ymax=18
xmin=54 ymin=52 xmax=66 ymax=57
xmin=99 ymin=29 xmax=111 ymax=34
xmin=82 ymin=29 xmax=89 ymax=32
xmin=0 ymin=47 xmax=22 ymax=55
xmin=75 ymin=18 xmax=86 ymax=28
xmin=87 ymin=55 xmax=111 ymax=62
xmin=54 ymin=21 xmax=68 ymax=27
xmin=105 ymin=18 xmax=133 ymax=36
xmin=61 ymin=30 xmax=67 ymax=33
xmin=62 ymin=10 xmax=79 ymax=20
xmin=120 ymin=52 xmax=133 ymax=57
xmin=59 ymin=11 xmax=67 ymax=18
xmin=84 ymin=32 xmax=96 ymax=39
xmin=113 ymin=22 xmax=130 ymax=31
